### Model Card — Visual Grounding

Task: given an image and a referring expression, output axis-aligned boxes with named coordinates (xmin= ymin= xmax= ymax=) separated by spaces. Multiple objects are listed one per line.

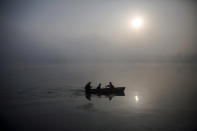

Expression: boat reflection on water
xmin=85 ymin=91 xmax=125 ymax=101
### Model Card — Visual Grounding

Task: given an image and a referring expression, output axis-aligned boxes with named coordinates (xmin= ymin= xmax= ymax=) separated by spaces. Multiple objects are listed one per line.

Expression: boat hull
xmin=85 ymin=87 xmax=125 ymax=94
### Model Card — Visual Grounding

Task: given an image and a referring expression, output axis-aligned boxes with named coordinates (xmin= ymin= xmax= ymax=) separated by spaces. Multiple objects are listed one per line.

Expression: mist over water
xmin=1 ymin=62 xmax=197 ymax=131
xmin=1 ymin=0 xmax=197 ymax=130
xmin=2 ymin=0 xmax=197 ymax=65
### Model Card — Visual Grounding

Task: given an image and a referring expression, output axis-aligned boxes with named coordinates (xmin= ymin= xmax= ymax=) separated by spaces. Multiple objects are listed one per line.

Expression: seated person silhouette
xmin=85 ymin=82 xmax=92 ymax=90
xmin=96 ymin=83 xmax=101 ymax=89
xmin=107 ymin=82 xmax=114 ymax=88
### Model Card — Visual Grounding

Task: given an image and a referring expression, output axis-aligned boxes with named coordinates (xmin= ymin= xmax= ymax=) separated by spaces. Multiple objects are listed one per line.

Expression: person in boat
xmin=96 ymin=83 xmax=101 ymax=89
xmin=107 ymin=82 xmax=114 ymax=88
xmin=85 ymin=82 xmax=92 ymax=90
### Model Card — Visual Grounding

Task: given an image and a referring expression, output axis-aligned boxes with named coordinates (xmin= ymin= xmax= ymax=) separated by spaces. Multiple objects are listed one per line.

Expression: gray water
xmin=1 ymin=63 xmax=197 ymax=131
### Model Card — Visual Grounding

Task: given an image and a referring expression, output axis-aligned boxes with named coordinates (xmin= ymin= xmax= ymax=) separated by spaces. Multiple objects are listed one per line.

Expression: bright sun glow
xmin=131 ymin=17 xmax=143 ymax=29
xmin=135 ymin=95 xmax=139 ymax=102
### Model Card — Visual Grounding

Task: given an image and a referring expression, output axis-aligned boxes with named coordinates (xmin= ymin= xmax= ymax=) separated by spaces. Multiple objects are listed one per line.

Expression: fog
xmin=2 ymin=0 xmax=197 ymax=64
xmin=1 ymin=1 xmax=197 ymax=130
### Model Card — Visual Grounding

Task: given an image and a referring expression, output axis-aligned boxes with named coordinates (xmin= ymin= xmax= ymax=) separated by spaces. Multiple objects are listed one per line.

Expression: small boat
xmin=85 ymin=87 xmax=125 ymax=94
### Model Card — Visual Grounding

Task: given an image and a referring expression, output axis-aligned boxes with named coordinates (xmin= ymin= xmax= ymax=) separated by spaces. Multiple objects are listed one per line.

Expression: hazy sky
xmin=2 ymin=0 xmax=197 ymax=63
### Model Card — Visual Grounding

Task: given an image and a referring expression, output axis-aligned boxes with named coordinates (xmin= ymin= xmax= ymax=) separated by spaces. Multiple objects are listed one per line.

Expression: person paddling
xmin=85 ymin=82 xmax=92 ymax=90
xmin=107 ymin=82 xmax=114 ymax=88
xmin=96 ymin=83 xmax=101 ymax=89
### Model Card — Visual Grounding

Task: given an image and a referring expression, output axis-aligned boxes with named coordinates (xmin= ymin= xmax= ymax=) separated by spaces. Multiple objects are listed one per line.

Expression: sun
xmin=135 ymin=95 xmax=139 ymax=102
xmin=131 ymin=17 xmax=143 ymax=30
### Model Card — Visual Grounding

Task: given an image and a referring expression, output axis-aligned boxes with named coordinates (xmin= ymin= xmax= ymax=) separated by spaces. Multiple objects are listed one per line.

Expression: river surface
xmin=1 ymin=63 xmax=197 ymax=131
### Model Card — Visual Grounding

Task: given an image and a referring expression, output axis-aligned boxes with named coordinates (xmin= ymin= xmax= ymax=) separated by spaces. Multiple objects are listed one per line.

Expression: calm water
xmin=1 ymin=63 xmax=197 ymax=131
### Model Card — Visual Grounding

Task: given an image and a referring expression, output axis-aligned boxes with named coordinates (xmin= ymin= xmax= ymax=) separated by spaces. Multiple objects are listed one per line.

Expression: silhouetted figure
xmin=85 ymin=82 xmax=92 ymax=90
xmin=107 ymin=82 xmax=114 ymax=88
xmin=96 ymin=83 xmax=101 ymax=89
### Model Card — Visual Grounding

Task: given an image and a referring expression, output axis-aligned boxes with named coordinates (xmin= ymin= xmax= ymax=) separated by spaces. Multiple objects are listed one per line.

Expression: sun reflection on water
xmin=127 ymin=91 xmax=142 ymax=107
